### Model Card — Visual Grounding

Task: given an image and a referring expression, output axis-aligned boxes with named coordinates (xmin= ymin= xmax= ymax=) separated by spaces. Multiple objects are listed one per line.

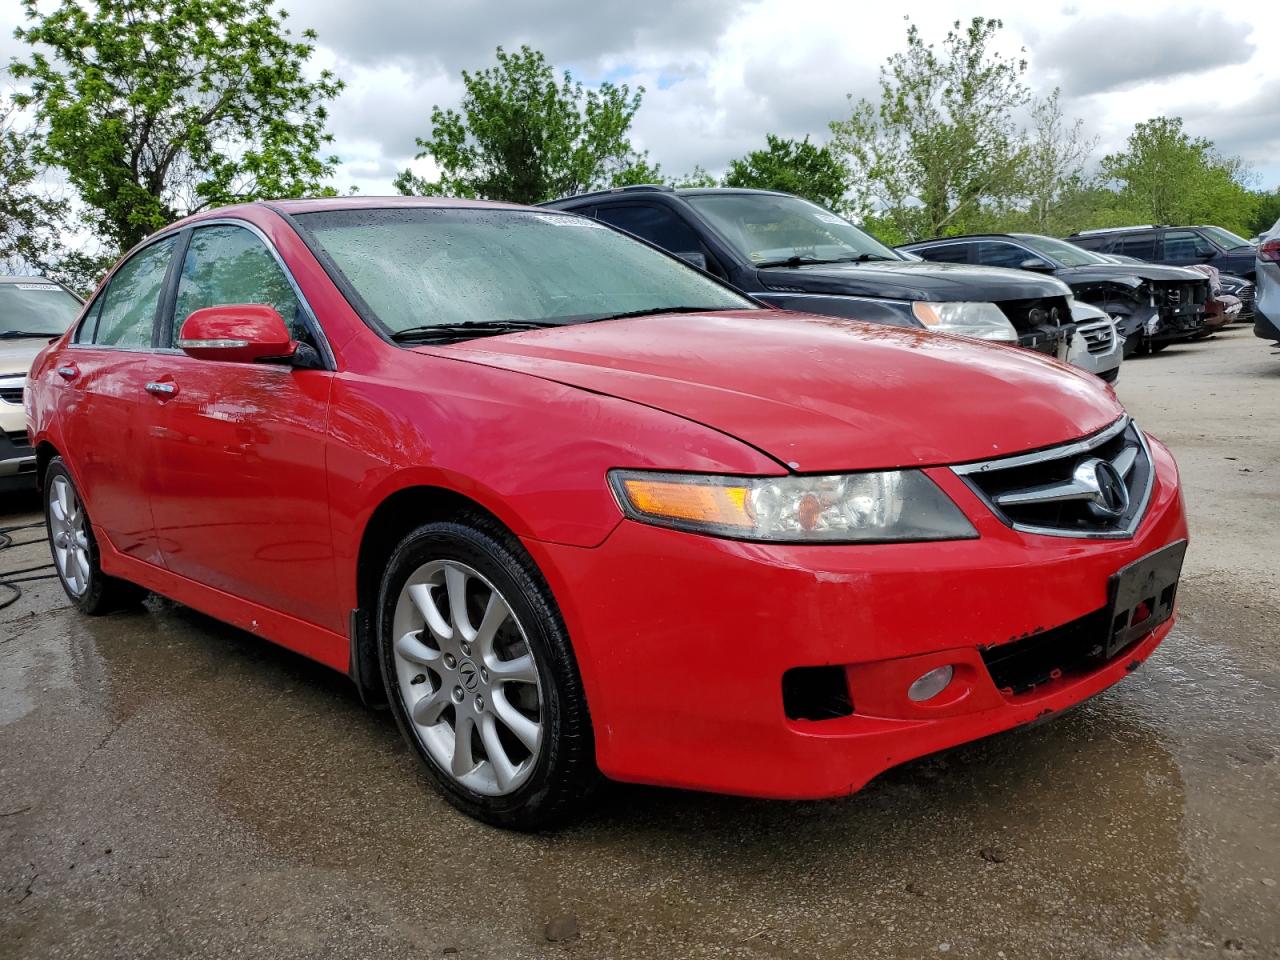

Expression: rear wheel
xmin=44 ymin=458 xmax=147 ymax=614
xmin=377 ymin=516 xmax=597 ymax=829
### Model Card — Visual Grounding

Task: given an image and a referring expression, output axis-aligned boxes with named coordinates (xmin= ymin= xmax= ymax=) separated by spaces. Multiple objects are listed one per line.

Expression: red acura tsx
xmin=27 ymin=197 xmax=1188 ymax=828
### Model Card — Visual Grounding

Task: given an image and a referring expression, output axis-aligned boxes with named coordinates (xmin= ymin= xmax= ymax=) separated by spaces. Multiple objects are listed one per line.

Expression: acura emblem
xmin=1074 ymin=458 xmax=1129 ymax=518
xmin=459 ymin=659 xmax=480 ymax=690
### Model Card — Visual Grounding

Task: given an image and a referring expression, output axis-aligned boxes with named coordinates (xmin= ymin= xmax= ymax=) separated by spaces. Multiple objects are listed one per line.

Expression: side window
xmin=169 ymin=224 xmax=314 ymax=349
xmin=914 ymin=243 xmax=971 ymax=264
xmin=1116 ymin=234 xmax=1157 ymax=259
xmin=595 ymin=204 xmax=704 ymax=258
xmin=73 ymin=295 xmax=104 ymax=344
xmin=976 ymin=241 xmax=1045 ymax=270
xmin=90 ymin=237 xmax=177 ymax=347
xmin=1162 ymin=230 xmax=1215 ymax=260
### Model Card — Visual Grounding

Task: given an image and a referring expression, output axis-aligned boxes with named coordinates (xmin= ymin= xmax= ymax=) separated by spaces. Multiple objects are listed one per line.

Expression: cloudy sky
xmin=4 ymin=0 xmax=1279 ymax=197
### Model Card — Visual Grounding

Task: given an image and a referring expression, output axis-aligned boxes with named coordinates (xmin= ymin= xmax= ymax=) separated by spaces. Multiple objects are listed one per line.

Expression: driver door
xmin=143 ymin=223 xmax=341 ymax=632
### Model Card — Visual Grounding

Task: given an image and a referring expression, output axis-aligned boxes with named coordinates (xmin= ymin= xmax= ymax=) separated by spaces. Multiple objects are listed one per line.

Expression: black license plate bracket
xmin=1105 ymin=539 xmax=1187 ymax=659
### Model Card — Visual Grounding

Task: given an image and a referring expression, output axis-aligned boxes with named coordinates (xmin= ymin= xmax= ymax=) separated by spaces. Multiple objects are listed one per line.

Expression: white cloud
xmin=3 ymin=0 xmax=1278 ymax=197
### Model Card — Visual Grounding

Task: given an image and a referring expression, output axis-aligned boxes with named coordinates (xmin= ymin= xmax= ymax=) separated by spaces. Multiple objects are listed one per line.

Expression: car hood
xmin=0 ymin=337 xmax=54 ymax=377
xmin=432 ymin=310 xmax=1123 ymax=472
xmin=1057 ymin=263 xmax=1205 ymax=286
xmin=755 ymin=260 xmax=1070 ymax=303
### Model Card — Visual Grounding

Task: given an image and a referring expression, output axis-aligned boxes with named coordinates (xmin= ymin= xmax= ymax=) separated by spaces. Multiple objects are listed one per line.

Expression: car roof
xmin=543 ymin=185 xmax=794 ymax=207
xmin=0 ymin=275 xmax=63 ymax=285
xmin=166 ymin=195 xmax=546 ymax=231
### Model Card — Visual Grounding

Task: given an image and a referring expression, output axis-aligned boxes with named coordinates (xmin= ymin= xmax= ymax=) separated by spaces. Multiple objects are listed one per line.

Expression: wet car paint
xmin=1 ymin=328 xmax=1278 ymax=958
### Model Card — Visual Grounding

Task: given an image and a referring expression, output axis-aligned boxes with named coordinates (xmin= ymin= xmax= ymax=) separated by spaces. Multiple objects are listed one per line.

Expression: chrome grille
xmin=952 ymin=418 xmax=1153 ymax=539
xmin=1079 ymin=321 xmax=1115 ymax=355
xmin=0 ymin=386 xmax=22 ymax=404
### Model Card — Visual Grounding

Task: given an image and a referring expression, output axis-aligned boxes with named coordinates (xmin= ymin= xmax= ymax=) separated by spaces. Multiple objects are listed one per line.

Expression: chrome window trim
xmin=951 ymin=416 xmax=1156 ymax=541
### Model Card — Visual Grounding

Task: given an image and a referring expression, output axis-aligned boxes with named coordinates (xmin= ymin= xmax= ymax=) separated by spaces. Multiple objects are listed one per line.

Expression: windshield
xmin=0 ymin=282 xmax=82 ymax=336
xmin=683 ymin=193 xmax=902 ymax=266
xmin=295 ymin=208 xmax=753 ymax=338
xmin=1200 ymin=225 xmax=1252 ymax=251
xmin=1018 ymin=235 xmax=1111 ymax=267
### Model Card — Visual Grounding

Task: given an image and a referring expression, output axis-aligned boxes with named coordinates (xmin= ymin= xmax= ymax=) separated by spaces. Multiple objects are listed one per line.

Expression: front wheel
xmin=44 ymin=457 xmax=147 ymax=614
xmin=377 ymin=516 xmax=597 ymax=829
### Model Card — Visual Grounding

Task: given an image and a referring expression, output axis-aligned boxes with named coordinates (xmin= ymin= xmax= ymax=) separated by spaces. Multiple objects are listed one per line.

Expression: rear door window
xmin=915 ymin=243 xmax=972 ymax=264
xmin=976 ymin=241 xmax=1045 ymax=270
xmin=1115 ymin=235 xmax=1157 ymax=259
xmin=88 ymin=236 xmax=178 ymax=348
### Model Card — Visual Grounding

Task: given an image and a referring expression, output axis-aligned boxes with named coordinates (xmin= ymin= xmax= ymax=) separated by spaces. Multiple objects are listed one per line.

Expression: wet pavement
xmin=2 ymin=326 xmax=1278 ymax=959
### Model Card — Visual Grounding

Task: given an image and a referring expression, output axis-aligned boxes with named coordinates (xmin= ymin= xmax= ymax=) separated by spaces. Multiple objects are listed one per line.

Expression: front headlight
xmin=912 ymin=301 xmax=1018 ymax=344
xmin=608 ymin=469 xmax=978 ymax=543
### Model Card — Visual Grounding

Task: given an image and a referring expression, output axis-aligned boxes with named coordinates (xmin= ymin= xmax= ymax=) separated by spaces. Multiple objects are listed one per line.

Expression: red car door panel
xmin=144 ymin=358 xmax=337 ymax=629
xmin=56 ymin=234 xmax=179 ymax=564
xmin=144 ymin=222 xmax=339 ymax=632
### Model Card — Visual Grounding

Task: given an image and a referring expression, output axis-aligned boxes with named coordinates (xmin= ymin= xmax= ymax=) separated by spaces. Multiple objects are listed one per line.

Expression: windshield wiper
xmin=390 ymin=320 xmax=560 ymax=343
xmin=756 ymin=254 xmax=891 ymax=268
xmin=0 ymin=330 xmax=60 ymax=340
xmin=588 ymin=306 xmax=720 ymax=323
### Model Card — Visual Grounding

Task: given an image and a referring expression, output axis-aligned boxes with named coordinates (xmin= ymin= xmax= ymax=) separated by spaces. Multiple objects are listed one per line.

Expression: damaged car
xmin=28 ymin=197 xmax=1189 ymax=828
xmin=900 ymin=233 xmax=1208 ymax=355
xmin=542 ymin=187 xmax=1103 ymax=370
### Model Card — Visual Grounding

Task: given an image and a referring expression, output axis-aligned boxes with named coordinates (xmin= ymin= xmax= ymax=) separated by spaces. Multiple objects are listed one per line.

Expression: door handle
xmin=57 ymin=365 xmax=79 ymax=381
xmin=145 ymin=381 xmax=178 ymax=397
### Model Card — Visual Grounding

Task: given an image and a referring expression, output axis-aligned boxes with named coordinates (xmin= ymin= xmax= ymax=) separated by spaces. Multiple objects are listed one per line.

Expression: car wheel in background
xmin=377 ymin=516 xmax=597 ymax=830
xmin=44 ymin=457 xmax=147 ymax=614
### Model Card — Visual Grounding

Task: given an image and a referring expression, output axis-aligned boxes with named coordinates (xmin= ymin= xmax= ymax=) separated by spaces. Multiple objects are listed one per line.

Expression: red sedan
xmin=28 ymin=198 xmax=1188 ymax=828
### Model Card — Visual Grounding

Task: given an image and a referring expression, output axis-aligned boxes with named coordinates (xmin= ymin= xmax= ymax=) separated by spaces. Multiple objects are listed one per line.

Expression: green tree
xmin=610 ymin=152 xmax=665 ymax=188
xmin=1098 ymin=117 xmax=1258 ymax=234
xmin=0 ymin=94 xmax=66 ymax=273
xmin=829 ymin=17 xmax=1029 ymax=241
xmin=395 ymin=45 xmax=644 ymax=203
xmin=723 ymin=134 xmax=847 ymax=209
xmin=1247 ymin=188 xmax=1280 ymax=237
xmin=11 ymin=0 xmax=343 ymax=251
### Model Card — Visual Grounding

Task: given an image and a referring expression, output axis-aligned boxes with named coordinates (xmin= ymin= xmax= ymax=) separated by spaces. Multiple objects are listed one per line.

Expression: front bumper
xmin=0 ymin=419 xmax=36 ymax=491
xmin=526 ymin=436 xmax=1187 ymax=798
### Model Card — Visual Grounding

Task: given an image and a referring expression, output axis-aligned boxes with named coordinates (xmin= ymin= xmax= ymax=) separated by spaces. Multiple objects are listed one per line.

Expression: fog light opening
xmin=907 ymin=665 xmax=954 ymax=703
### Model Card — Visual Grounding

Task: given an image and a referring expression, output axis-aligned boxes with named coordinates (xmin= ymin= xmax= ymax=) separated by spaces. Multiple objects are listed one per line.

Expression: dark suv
xmin=542 ymin=186 xmax=1087 ymax=360
xmin=1067 ymin=225 xmax=1258 ymax=281
xmin=900 ymin=233 xmax=1209 ymax=355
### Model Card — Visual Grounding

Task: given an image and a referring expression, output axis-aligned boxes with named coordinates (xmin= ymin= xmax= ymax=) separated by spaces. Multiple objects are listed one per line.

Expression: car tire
xmin=44 ymin=457 xmax=147 ymax=614
xmin=377 ymin=514 xmax=598 ymax=830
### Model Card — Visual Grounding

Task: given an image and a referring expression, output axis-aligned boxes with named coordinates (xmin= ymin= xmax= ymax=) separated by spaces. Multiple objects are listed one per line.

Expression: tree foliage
xmin=395 ymin=45 xmax=644 ymax=204
xmin=11 ymin=0 xmax=343 ymax=251
xmin=723 ymin=134 xmax=847 ymax=209
xmin=830 ymin=17 xmax=1029 ymax=241
xmin=0 ymin=94 xmax=66 ymax=273
xmin=1098 ymin=117 xmax=1258 ymax=235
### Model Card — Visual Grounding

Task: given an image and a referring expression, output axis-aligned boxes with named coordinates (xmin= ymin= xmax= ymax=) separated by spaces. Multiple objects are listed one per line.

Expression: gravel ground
xmin=1 ymin=325 xmax=1278 ymax=960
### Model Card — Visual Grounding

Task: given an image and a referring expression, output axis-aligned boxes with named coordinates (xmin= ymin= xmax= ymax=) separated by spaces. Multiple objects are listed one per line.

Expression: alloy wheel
xmin=49 ymin=475 xmax=90 ymax=597
xmin=391 ymin=559 xmax=545 ymax=796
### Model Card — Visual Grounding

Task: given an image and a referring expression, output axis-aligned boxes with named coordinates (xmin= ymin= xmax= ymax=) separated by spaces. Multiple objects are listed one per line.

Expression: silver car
xmin=1256 ymin=218 xmax=1280 ymax=346
xmin=1066 ymin=301 xmax=1124 ymax=383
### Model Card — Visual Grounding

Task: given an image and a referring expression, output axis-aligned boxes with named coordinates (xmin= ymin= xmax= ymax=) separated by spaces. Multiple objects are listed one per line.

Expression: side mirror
xmin=177 ymin=304 xmax=297 ymax=363
xmin=1018 ymin=258 xmax=1055 ymax=272
xmin=676 ymin=251 xmax=708 ymax=270
xmin=1198 ymin=249 xmax=1216 ymax=259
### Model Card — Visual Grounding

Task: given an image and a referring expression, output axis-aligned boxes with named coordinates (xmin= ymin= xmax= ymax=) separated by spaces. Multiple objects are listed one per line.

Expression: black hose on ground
xmin=0 ymin=521 xmax=56 ymax=612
